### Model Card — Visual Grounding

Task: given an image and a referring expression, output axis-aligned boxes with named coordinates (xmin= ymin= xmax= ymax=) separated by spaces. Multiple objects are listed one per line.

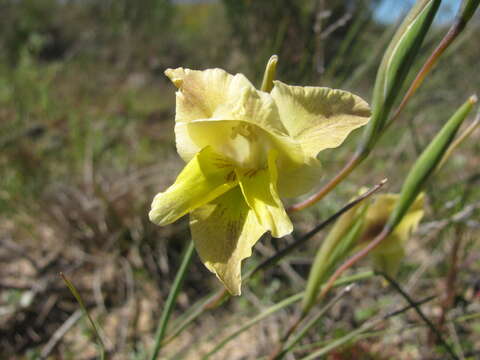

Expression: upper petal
xmin=165 ymin=67 xmax=287 ymax=133
xmin=165 ymin=67 xmax=250 ymax=122
xmin=149 ymin=146 xmax=238 ymax=226
xmin=166 ymin=68 xmax=291 ymax=165
xmin=190 ymin=187 xmax=265 ymax=295
xmin=271 ymin=80 xmax=371 ymax=158
xmin=236 ymin=151 xmax=293 ymax=238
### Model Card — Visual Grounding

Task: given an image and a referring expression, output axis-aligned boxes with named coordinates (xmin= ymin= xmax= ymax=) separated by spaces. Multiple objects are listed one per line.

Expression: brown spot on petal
xmin=225 ymin=170 xmax=236 ymax=182
xmin=359 ymin=221 xmax=386 ymax=244
xmin=226 ymin=219 xmax=240 ymax=242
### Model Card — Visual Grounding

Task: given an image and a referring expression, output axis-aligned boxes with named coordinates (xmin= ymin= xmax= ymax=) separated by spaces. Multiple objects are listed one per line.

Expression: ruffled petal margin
xmin=190 ymin=188 xmax=265 ymax=295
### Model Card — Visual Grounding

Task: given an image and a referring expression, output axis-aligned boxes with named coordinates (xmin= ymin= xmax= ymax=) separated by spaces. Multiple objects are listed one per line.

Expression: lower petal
xmin=190 ymin=188 xmax=265 ymax=295
xmin=149 ymin=146 xmax=237 ymax=226
xmin=237 ymin=151 xmax=293 ymax=238
xmin=370 ymin=235 xmax=405 ymax=277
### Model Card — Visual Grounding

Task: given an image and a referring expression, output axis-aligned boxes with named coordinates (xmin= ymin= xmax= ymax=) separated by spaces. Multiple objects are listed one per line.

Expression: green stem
xmin=61 ymin=273 xmax=106 ymax=360
xmin=150 ymin=240 xmax=195 ymax=360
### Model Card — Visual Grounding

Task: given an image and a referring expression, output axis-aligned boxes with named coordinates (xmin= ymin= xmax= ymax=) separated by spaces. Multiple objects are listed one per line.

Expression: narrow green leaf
xmin=281 ymin=286 xmax=354 ymax=358
xmin=299 ymin=320 xmax=380 ymax=360
xmin=61 ymin=273 xmax=106 ymax=360
xmin=202 ymin=293 xmax=302 ymax=360
xmin=386 ymin=96 xmax=477 ymax=230
xmin=437 ymin=114 xmax=479 ymax=171
xmin=359 ymin=0 xmax=441 ymax=154
xmin=202 ymin=271 xmax=374 ymax=360
xmin=302 ymin=206 xmax=367 ymax=314
xmin=458 ymin=0 xmax=480 ymax=25
xmin=150 ymin=240 xmax=195 ymax=360
xmin=161 ymin=290 xmax=221 ymax=346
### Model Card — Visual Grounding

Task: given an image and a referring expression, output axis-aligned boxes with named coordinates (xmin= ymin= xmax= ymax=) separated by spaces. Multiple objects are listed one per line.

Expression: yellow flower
xmin=357 ymin=193 xmax=425 ymax=277
xmin=305 ymin=191 xmax=424 ymax=311
xmin=149 ymin=66 xmax=370 ymax=295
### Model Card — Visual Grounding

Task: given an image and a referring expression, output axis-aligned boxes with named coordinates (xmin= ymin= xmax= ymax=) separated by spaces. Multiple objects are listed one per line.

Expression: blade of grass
xmin=60 ymin=273 xmax=106 ymax=360
xmin=201 ymin=271 xmax=374 ymax=360
xmin=150 ymin=239 xmax=195 ymax=360
xmin=201 ymin=293 xmax=303 ymax=360
xmin=271 ymin=285 xmax=355 ymax=360
xmin=161 ymin=290 xmax=221 ymax=346
xmin=298 ymin=295 xmax=436 ymax=360
xmin=436 ymin=114 xmax=480 ymax=171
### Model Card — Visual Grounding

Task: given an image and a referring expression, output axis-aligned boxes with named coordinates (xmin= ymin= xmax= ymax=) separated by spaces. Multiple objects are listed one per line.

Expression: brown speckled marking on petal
xmin=246 ymin=169 xmax=259 ymax=178
xmin=225 ymin=170 xmax=236 ymax=182
xmin=181 ymin=80 xmax=213 ymax=118
xmin=212 ymin=156 xmax=233 ymax=168
xmin=359 ymin=220 xmax=386 ymax=244
xmin=216 ymin=204 xmax=227 ymax=219
xmin=226 ymin=219 xmax=240 ymax=242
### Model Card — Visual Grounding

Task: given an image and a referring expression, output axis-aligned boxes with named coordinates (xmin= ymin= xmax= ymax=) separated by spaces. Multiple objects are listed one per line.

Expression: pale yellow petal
xmin=175 ymin=120 xmax=266 ymax=167
xmin=271 ymin=80 xmax=371 ymax=157
xmin=392 ymin=192 xmax=425 ymax=243
xmin=365 ymin=193 xmax=424 ymax=254
xmin=370 ymin=236 xmax=405 ymax=277
xmin=165 ymin=68 xmax=252 ymax=123
xmin=165 ymin=68 xmax=288 ymax=163
xmin=362 ymin=193 xmax=425 ymax=276
xmin=190 ymin=188 xmax=265 ymax=295
xmin=276 ymin=156 xmax=323 ymax=198
xmin=363 ymin=194 xmax=399 ymax=236
xmin=236 ymin=151 xmax=293 ymax=238
xmin=149 ymin=147 xmax=237 ymax=226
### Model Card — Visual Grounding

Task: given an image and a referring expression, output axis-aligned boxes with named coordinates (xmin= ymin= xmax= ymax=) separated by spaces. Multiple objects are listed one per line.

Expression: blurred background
xmin=1 ymin=0 xmax=479 ymax=359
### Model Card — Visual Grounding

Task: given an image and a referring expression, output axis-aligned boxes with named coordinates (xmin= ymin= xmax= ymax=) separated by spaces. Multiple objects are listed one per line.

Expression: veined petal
xmin=165 ymin=68 xmax=252 ymax=122
xmin=149 ymin=147 xmax=237 ymax=226
xmin=271 ymin=80 xmax=371 ymax=158
xmin=166 ymin=68 xmax=288 ymax=163
xmin=276 ymin=156 xmax=323 ymax=198
xmin=236 ymin=151 xmax=293 ymax=238
xmin=190 ymin=188 xmax=265 ymax=295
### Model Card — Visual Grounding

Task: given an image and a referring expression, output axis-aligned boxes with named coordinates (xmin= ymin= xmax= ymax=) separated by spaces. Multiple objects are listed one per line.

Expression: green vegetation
xmin=1 ymin=1 xmax=479 ymax=359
